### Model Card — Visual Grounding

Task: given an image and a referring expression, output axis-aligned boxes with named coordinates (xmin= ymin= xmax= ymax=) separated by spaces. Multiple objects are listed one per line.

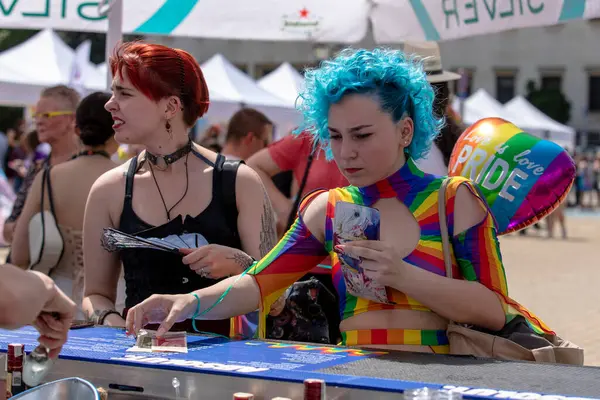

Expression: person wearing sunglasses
xmin=3 ymin=85 xmax=80 ymax=245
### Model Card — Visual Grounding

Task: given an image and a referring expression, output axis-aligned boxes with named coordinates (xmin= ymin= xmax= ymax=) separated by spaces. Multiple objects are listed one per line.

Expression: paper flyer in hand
xmin=101 ymin=228 xmax=208 ymax=254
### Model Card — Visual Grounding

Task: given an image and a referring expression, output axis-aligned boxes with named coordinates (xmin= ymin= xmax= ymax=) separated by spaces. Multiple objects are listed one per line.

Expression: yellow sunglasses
xmin=33 ymin=111 xmax=74 ymax=120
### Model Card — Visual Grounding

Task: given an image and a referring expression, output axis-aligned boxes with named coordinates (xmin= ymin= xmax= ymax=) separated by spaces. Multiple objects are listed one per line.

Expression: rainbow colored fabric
xmin=247 ymin=158 xmax=553 ymax=343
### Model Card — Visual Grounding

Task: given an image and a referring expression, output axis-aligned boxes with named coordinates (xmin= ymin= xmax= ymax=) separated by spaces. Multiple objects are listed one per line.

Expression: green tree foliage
xmin=525 ymin=79 xmax=572 ymax=124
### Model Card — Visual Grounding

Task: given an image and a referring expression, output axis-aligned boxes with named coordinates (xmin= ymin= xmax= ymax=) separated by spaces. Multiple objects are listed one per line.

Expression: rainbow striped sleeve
xmin=246 ymin=191 xmax=329 ymax=339
xmin=447 ymin=178 xmax=555 ymax=335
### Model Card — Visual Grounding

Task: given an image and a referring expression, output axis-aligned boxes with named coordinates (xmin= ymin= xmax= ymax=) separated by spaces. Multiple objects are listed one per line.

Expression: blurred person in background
xmin=5 ymin=123 xmax=27 ymax=191
xmin=221 ymin=108 xmax=273 ymax=161
xmin=197 ymin=124 xmax=223 ymax=153
xmin=546 ymin=203 xmax=568 ymax=239
xmin=10 ymin=92 xmax=118 ymax=319
xmin=594 ymin=152 xmax=600 ymax=207
xmin=405 ymin=41 xmax=464 ymax=176
xmin=0 ymin=130 xmax=8 ymax=175
xmin=3 ymin=85 xmax=80 ymax=244
xmin=8 ymin=131 xmax=49 ymax=183
xmin=594 ymin=153 xmax=600 ymax=208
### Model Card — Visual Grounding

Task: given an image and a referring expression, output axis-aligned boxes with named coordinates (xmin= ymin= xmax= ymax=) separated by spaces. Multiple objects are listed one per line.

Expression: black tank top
xmin=118 ymin=151 xmax=242 ymax=335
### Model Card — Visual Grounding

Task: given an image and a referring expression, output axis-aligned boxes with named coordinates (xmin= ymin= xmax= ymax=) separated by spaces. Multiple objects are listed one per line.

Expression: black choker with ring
xmin=71 ymin=149 xmax=111 ymax=160
xmin=145 ymin=140 xmax=193 ymax=171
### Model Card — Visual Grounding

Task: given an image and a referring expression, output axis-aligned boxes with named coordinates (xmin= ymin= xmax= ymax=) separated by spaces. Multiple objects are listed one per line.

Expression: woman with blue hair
xmin=125 ymin=48 xmax=551 ymax=353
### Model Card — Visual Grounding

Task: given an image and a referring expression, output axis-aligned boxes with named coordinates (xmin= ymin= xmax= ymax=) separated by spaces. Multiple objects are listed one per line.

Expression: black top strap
xmin=124 ymin=156 xmax=138 ymax=202
xmin=45 ymin=165 xmax=58 ymax=218
xmin=215 ymin=154 xmax=242 ymax=234
xmin=40 ymin=166 xmax=48 ymax=216
xmin=30 ymin=167 xmax=49 ymax=269
xmin=286 ymin=151 xmax=315 ymax=229
xmin=191 ymin=147 xmax=215 ymax=167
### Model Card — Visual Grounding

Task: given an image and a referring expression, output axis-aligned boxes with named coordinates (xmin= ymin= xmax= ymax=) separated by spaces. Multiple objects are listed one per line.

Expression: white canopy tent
xmin=503 ymin=96 xmax=575 ymax=150
xmin=452 ymin=89 xmax=519 ymax=126
xmin=258 ymin=62 xmax=305 ymax=108
xmin=0 ymin=29 xmax=104 ymax=106
xmin=199 ymin=54 xmax=301 ymax=138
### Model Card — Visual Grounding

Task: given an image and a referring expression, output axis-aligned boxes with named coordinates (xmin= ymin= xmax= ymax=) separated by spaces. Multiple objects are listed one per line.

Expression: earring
xmin=166 ymin=120 xmax=173 ymax=139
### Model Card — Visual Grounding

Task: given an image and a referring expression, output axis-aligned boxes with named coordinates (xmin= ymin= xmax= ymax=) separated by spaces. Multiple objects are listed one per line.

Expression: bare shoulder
xmin=236 ymin=163 xmax=263 ymax=189
xmin=454 ymin=182 xmax=488 ymax=234
xmin=455 ymin=182 xmax=486 ymax=212
xmin=88 ymin=159 xmax=130 ymax=202
xmin=299 ymin=190 xmax=329 ymax=241
xmin=51 ymin=157 xmax=117 ymax=178
xmin=27 ymin=168 xmax=45 ymax=199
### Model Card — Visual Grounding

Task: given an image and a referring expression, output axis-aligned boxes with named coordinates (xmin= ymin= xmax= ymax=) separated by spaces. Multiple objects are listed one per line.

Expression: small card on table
xmin=127 ymin=329 xmax=188 ymax=354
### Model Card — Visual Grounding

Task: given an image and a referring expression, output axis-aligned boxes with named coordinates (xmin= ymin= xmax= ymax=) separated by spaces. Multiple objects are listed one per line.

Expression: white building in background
xmin=148 ymin=19 xmax=600 ymax=146
xmin=439 ymin=19 xmax=600 ymax=143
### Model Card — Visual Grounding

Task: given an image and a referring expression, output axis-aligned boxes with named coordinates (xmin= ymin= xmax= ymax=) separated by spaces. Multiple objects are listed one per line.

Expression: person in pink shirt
xmin=248 ymin=131 xmax=348 ymax=233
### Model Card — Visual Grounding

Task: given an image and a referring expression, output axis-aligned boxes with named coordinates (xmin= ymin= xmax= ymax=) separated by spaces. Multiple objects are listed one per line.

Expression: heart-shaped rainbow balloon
xmin=448 ymin=118 xmax=576 ymax=235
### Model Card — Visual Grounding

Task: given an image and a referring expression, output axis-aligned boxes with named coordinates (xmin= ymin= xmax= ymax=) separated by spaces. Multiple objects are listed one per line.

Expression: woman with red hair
xmin=82 ymin=42 xmax=276 ymax=336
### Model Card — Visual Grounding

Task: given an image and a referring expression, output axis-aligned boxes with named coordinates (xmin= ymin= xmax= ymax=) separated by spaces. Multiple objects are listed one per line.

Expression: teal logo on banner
xmin=134 ymin=0 xmax=199 ymax=34
xmin=559 ymin=0 xmax=586 ymax=21
xmin=409 ymin=0 xmax=441 ymax=41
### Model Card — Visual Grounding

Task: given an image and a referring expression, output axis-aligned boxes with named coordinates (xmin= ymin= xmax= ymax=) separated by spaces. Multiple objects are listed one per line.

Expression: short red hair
xmin=110 ymin=41 xmax=209 ymax=126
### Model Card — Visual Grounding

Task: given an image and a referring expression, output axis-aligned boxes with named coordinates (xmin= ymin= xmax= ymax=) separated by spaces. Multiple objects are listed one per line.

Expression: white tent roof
xmin=200 ymin=54 xmax=291 ymax=108
xmin=452 ymin=89 xmax=519 ymax=126
xmin=258 ymin=62 xmax=305 ymax=108
xmin=503 ymin=96 xmax=575 ymax=151
xmin=199 ymin=54 xmax=300 ymax=138
xmin=504 ymin=96 xmax=575 ymax=136
xmin=0 ymin=29 xmax=104 ymax=106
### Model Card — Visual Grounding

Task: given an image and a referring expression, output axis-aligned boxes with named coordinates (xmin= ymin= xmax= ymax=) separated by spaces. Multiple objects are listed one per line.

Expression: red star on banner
xmin=299 ymin=7 xmax=309 ymax=18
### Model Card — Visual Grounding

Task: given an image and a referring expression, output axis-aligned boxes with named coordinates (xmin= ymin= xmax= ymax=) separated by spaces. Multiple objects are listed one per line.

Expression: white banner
xmin=0 ymin=0 xmax=599 ymax=43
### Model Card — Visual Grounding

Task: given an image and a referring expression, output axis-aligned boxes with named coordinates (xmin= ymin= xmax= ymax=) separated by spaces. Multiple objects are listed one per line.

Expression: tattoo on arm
xmin=227 ymin=251 xmax=254 ymax=271
xmin=259 ymin=186 xmax=277 ymax=257
xmin=86 ymin=309 xmax=102 ymax=323
xmin=86 ymin=309 xmax=117 ymax=324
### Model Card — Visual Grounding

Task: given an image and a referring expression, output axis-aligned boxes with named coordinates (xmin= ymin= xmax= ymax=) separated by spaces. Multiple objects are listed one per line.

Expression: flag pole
xmin=102 ymin=0 xmax=123 ymax=89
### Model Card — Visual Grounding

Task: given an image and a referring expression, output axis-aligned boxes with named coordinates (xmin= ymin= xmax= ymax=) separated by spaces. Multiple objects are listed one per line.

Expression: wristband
xmin=97 ymin=310 xmax=121 ymax=325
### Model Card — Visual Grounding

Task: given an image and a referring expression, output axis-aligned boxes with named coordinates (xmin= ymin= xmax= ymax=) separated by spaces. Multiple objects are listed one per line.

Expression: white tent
xmin=97 ymin=62 xmax=107 ymax=77
xmin=199 ymin=54 xmax=301 ymax=138
xmin=258 ymin=62 xmax=305 ymax=108
xmin=452 ymin=89 xmax=519 ymax=126
xmin=503 ymin=96 xmax=575 ymax=150
xmin=0 ymin=29 xmax=105 ymax=106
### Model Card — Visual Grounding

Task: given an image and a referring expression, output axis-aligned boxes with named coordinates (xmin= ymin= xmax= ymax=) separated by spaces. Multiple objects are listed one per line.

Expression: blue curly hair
xmin=295 ymin=47 xmax=444 ymax=160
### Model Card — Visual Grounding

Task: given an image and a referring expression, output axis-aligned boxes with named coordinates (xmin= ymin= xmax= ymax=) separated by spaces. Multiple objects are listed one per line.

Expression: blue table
xmin=1 ymin=326 xmax=598 ymax=399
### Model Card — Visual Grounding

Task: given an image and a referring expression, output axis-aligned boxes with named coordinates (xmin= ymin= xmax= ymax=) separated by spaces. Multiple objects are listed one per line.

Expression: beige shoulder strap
xmin=438 ymin=177 xmax=453 ymax=279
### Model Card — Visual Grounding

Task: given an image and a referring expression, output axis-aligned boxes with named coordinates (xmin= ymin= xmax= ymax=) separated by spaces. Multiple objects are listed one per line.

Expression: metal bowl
xmin=10 ymin=377 xmax=100 ymax=400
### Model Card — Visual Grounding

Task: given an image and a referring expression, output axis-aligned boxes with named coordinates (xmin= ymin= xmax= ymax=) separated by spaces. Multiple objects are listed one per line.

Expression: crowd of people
xmin=0 ymin=40 xmax=565 ymax=361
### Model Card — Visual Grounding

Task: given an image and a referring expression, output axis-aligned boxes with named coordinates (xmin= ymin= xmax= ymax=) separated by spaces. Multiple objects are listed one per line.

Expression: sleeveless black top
xmin=118 ymin=151 xmax=242 ymax=335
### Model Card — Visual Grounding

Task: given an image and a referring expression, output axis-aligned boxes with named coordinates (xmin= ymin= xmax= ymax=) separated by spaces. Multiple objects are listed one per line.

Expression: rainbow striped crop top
xmin=247 ymin=158 xmax=553 ymax=340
